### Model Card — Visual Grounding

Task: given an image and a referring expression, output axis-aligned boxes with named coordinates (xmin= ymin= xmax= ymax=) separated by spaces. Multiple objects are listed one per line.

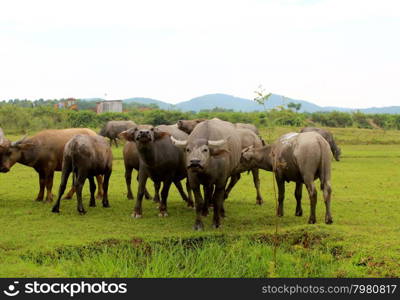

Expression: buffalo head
xmin=171 ymin=136 xmax=227 ymax=171
xmin=119 ymin=125 xmax=167 ymax=144
xmin=0 ymin=136 xmax=34 ymax=173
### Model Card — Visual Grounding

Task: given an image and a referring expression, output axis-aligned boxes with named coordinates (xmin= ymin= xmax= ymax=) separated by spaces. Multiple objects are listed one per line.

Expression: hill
xmin=80 ymin=94 xmax=400 ymax=114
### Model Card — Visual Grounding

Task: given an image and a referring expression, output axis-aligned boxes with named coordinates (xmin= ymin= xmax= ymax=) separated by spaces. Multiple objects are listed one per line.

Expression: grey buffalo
xmin=52 ymin=134 xmax=113 ymax=214
xmin=300 ymin=127 xmax=341 ymax=161
xmin=241 ymin=132 xmax=333 ymax=224
xmin=99 ymin=120 xmax=136 ymax=147
xmin=171 ymin=118 xmax=242 ymax=230
xmin=224 ymin=128 xmax=265 ymax=205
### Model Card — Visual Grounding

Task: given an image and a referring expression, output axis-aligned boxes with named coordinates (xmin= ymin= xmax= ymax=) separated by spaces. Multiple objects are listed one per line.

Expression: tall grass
xmin=21 ymin=237 xmax=363 ymax=278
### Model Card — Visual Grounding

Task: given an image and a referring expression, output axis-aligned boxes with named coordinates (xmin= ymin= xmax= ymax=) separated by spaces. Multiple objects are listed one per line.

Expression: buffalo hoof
xmin=187 ymin=201 xmax=195 ymax=208
xmin=308 ymin=217 xmax=316 ymax=224
xmin=35 ymin=198 xmax=44 ymax=202
xmin=144 ymin=194 xmax=152 ymax=200
xmin=325 ymin=217 xmax=333 ymax=224
xmin=256 ymin=198 xmax=264 ymax=205
xmin=96 ymin=194 xmax=103 ymax=200
xmin=127 ymin=194 xmax=134 ymax=200
xmin=201 ymin=209 xmax=209 ymax=217
xmin=295 ymin=209 xmax=303 ymax=217
xmin=102 ymin=202 xmax=110 ymax=208
xmin=63 ymin=196 xmax=73 ymax=200
xmin=212 ymin=222 xmax=221 ymax=229
xmin=89 ymin=202 xmax=96 ymax=207
xmin=51 ymin=207 xmax=60 ymax=213
xmin=158 ymin=211 xmax=168 ymax=217
xmin=78 ymin=210 xmax=87 ymax=215
xmin=193 ymin=221 xmax=204 ymax=231
xmin=132 ymin=213 xmax=142 ymax=218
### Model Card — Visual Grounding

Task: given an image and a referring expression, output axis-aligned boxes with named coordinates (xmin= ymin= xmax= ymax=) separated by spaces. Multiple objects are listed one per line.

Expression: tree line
xmin=1 ymin=99 xmax=400 ymax=134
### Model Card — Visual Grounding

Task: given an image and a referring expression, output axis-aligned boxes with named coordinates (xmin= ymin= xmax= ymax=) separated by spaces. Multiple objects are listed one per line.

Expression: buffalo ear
xmin=118 ymin=130 xmax=129 ymax=140
xmin=154 ymin=129 xmax=169 ymax=140
xmin=119 ymin=130 xmax=135 ymax=142
xmin=17 ymin=143 xmax=35 ymax=150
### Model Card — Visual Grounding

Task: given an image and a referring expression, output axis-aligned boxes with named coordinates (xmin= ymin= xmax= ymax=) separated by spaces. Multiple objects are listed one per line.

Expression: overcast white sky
xmin=1 ymin=0 xmax=399 ymax=108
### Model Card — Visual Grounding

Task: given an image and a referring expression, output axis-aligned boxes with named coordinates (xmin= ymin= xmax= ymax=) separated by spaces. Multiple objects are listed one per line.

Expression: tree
xmin=287 ymin=102 xmax=302 ymax=112
xmin=254 ymin=85 xmax=272 ymax=111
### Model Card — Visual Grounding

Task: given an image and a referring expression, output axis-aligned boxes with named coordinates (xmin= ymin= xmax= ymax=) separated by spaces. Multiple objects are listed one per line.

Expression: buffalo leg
xmin=52 ymin=165 xmax=71 ymax=213
xmin=193 ymin=187 xmax=205 ymax=231
xmin=36 ymin=172 xmax=46 ymax=201
xmin=322 ymin=180 xmax=333 ymax=224
xmin=305 ymin=181 xmax=317 ymax=224
xmin=153 ymin=181 xmax=161 ymax=203
xmin=212 ymin=186 xmax=225 ymax=228
xmin=102 ymin=170 xmax=111 ymax=208
xmin=295 ymin=182 xmax=303 ymax=216
xmin=96 ymin=175 xmax=103 ymax=199
xmin=133 ymin=170 xmax=148 ymax=217
xmin=276 ymin=176 xmax=285 ymax=217
xmin=45 ymin=172 xmax=54 ymax=202
xmin=186 ymin=179 xmax=194 ymax=208
xmin=159 ymin=180 xmax=172 ymax=217
xmin=174 ymin=180 xmax=194 ymax=207
xmin=125 ymin=166 xmax=134 ymax=200
xmin=202 ymin=184 xmax=213 ymax=216
xmin=114 ymin=138 xmax=118 ymax=148
xmin=63 ymin=185 xmax=75 ymax=199
xmin=74 ymin=173 xmax=87 ymax=214
xmin=224 ymin=174 xmax=240 ymax=200
xmin=89 ymin=177 xmax=96 ymax=207
xmin=252 ymin=168 xmax=264 ymax=205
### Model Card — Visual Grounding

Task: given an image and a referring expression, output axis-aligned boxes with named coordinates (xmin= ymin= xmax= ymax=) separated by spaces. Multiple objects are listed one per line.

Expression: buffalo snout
xmin=0 ymin=166 xmax=10 ymax=173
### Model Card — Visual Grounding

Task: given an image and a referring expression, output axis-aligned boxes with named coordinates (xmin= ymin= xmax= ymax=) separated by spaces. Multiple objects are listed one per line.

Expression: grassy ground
xmin=0 ymin=127 xmax=399 ymax=277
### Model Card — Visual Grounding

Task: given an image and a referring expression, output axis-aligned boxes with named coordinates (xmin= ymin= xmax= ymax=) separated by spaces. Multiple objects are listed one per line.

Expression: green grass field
xmin=0 ymin=127 xmax=399 ymax=277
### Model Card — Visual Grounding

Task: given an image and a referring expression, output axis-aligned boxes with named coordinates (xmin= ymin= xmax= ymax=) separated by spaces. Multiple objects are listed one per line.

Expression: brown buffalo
xmin=123 ymin=141 xmax=152 ymax=200
xmin=241 ymin=132 xmax=333 ymax=224
xmin=52 ymin=135 xmax=112 ymax=214
xmin=0 ymin=128 xmax=103 ymax=202
xmin=300 ymin=127 xmax=341 ymax=161
xmin=171 ymin=118 xmax=242 ymax=230
xmin=99 ymin=120 xmax=136 ymax=147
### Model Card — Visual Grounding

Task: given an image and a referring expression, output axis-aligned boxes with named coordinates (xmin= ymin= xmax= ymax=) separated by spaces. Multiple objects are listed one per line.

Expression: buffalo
xmin=177 ymin=119 xmax=263 ymax=205
xmin=171 ymin=118 xmax=242 ymax=230
xmin=120 ymin=124 xmax=193 ymax=218
xmin=0 ymin=128 xmax=10 ymax=154
xmin=224 ymin=128 xmax=265 ymax=204
xmin=123 ymin=141 xmax=152 ymax=200
xmin=99 ymin=120 xmax=136 ymax=147
xmin=52 ymin=135 xmax=112 ymax=214
xmin=300 ymin=127 xmax=341 ymax=161
xmin=0 ymin=128 xmax=103 ymax=202
xmin=241 ymin=132 xmax=333 ymax=224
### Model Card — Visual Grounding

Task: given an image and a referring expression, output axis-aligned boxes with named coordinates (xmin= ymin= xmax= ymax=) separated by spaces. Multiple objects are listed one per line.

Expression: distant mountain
xmin=174 ymin=93 xmax=349 ymax=113
xmin=123 ymin=97 xmax=175 ymax=110
xmin=80 ymin=94 xmax=400 ymax=114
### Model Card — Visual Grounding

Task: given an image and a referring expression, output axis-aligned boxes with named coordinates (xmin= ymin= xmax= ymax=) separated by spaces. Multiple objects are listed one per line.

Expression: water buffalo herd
xmin=0 ymin=120 xmax=340 ymax=230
